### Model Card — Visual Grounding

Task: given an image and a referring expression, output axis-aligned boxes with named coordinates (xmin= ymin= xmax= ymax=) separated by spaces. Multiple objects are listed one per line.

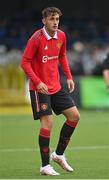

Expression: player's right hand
xmin=36 ymin=82 xmax=48 ymax=94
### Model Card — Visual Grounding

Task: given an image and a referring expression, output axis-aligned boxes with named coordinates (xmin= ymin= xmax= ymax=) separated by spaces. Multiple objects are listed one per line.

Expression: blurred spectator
xmin=1 ymin=10 xmax=109 ymax=76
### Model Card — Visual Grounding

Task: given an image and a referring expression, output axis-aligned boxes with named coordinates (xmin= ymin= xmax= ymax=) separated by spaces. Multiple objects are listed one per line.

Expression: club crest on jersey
xmin=57 ymin=42 xmax=62 ymax=49
xmin=40 ymin=103 xmax=48 ymax=111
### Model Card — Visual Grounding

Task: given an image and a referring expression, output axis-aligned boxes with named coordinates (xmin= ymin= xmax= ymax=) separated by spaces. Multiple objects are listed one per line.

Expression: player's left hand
xmin=67 ymin=79 xmax=75 ymax=93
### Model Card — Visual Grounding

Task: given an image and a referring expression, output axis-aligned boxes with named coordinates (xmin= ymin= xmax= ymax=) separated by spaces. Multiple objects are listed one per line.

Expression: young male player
xmin=20 ymin=7 xmax=80 ymax=175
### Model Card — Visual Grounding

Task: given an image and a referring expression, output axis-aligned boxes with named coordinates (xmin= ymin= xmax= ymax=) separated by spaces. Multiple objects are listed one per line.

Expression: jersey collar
xmin=42 ymin=27 xmax=58 ymax=40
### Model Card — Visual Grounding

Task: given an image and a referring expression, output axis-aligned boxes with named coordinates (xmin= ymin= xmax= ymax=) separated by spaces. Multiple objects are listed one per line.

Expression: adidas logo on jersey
xmin=44 ymin=45 xmax=48 ymax=50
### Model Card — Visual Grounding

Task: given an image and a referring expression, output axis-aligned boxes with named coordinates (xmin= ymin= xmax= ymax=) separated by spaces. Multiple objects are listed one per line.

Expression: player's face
xmin=42 ymin=13 xmax=60 ymax=35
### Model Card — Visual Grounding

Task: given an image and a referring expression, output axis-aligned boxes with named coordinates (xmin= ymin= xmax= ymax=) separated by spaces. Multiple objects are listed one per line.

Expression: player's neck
xmin=45 ymin=27 xmax=56 ymax=37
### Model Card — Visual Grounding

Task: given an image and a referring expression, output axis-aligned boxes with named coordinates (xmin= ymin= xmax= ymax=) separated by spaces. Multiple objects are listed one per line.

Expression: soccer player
xmin=102 ymin=54 xmax=109 ymax=93
xmin=20 ymin=7 xmax=80 ymax=175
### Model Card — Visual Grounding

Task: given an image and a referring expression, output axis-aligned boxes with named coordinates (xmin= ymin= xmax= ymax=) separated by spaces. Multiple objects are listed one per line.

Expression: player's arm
xmin=20 ymin=38 xmax=41 ymax=85
xmin=103 ymin=69 xmax=109 ymax=93
xmin=59 ymin=33 xmax=74 ymax=92
xmin=102 ymin=55 xmax=109 ymax=93
xmin=20 ymin=38 xmax=48 ymax=93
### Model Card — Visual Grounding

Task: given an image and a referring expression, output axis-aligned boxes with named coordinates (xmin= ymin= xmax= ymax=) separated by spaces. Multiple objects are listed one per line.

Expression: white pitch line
xmin=0 ymin=145 xmax=109 ymax=152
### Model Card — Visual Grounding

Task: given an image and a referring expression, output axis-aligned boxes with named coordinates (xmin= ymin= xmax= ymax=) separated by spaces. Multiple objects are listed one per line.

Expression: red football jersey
xmin=20 ymin=27 xmax=72 ymax=94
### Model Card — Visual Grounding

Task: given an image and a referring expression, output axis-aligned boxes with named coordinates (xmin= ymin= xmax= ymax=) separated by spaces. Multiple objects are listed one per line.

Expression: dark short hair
xmin=42 ymin=7 xmax=62 ymax=18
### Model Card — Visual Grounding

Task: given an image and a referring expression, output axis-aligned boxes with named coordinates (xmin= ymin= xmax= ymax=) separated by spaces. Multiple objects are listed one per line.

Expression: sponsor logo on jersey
xmin=42 ymin=55 xmax=58 ymax=63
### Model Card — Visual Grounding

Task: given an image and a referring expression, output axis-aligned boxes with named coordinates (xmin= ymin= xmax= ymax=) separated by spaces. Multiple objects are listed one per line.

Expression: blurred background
xmin=0 ymin=0 xmax=109 ymax=109
xmin=0 ymin=1 xmax=109 ymax=179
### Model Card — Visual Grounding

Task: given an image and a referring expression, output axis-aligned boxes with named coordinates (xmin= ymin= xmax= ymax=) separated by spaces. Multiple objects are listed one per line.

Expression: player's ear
xmin=42 ymin=18 xmax=46 ymax=25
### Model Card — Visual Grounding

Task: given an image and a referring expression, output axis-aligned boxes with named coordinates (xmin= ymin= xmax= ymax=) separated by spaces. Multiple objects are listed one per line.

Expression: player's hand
xmin=67 ymin=79 xmax=75 ymax=93
xmin=37 ymin=82 xmax=48 ymax=94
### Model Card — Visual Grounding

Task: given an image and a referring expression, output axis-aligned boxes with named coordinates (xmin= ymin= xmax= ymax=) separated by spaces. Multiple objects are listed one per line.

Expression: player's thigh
xmin=62 ymin=106 xmax=80 ymax=122
xmin=51 ymin=88 xmax=75 ymax=115
xmin=30 ymin=90 xmax=52 ymax=120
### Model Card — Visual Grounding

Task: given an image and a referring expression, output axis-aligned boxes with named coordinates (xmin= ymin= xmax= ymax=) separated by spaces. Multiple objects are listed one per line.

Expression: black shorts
xmin=30 ymin=88 xmax=75 ymax=120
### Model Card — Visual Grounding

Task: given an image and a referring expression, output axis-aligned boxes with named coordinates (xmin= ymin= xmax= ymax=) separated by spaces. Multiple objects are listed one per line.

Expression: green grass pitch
xmin=0 ymin=110 xmax=109 ymax=179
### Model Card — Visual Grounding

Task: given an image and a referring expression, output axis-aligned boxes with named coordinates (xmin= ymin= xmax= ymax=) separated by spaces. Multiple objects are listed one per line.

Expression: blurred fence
xmin=61 ymin=75 xmax=109 ymax=109
xmin=0 ymin=64 xmax=28 ymax=106
xmin=0 ymin=64 xmax=109 ymax=108
xmin=80 ymin=76 xmax=109 ymax=109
